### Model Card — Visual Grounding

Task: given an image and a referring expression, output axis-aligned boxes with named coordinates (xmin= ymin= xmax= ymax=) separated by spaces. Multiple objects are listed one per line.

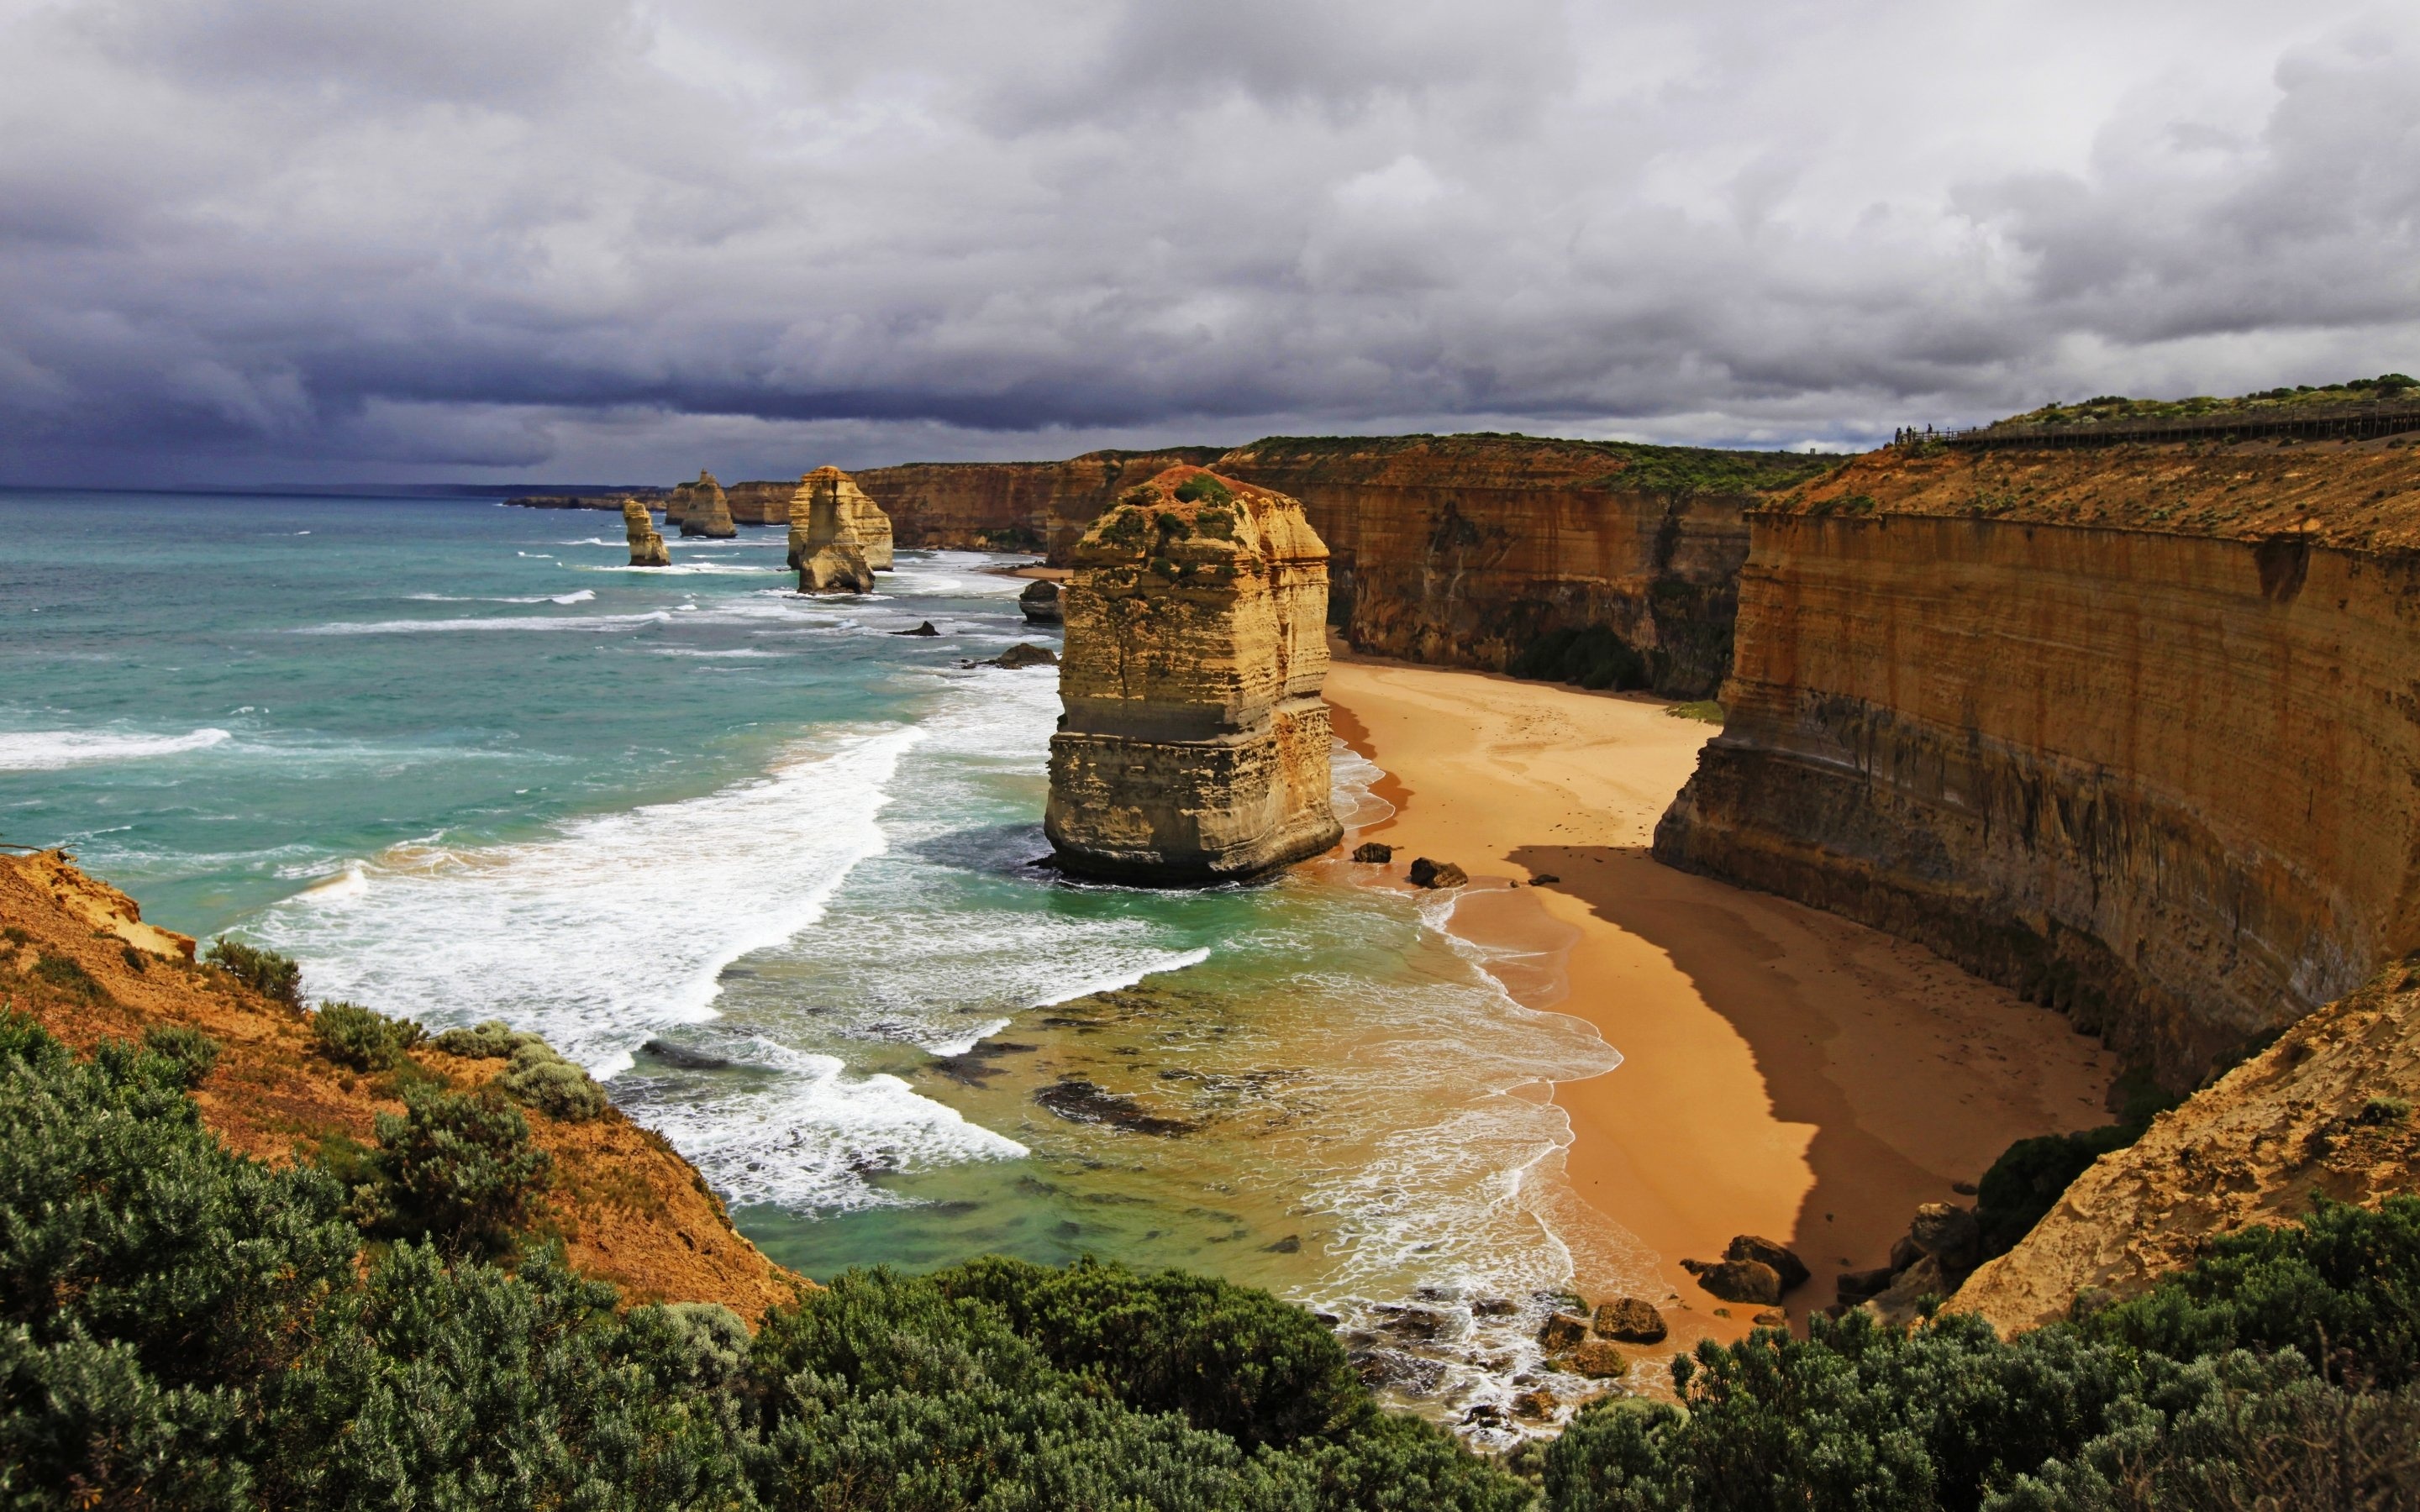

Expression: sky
xmin=3 ymin=0 xmax=2417 ymax=486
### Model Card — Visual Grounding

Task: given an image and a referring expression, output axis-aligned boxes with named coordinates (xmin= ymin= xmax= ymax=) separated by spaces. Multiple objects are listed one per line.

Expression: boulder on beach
xmin=799 ymin=543 xmax=875 ymax=595
xmin=1865 ymin=1252 xmax=1949 ymax=1328
xmin=1537 ymin=1311 xmax=1590 ymax=1352
xmin=1567 ymin=1339 xmax=1625 ymax=1378
xmin=1407 ymin=857 xmax=1467 ymax=889
xmin=672 ymin=471 xmax=736 ymax=538
xmin=1681 ymin=1256 xmax=1784 ymax=1306
xmin=623 ymin=498 xmax=670 ymax=567
xmin=1907 ymin=1201 xmax=1981 ymax=1278
xmin=1018 ymin=579 xmax=1063 ymax=623
xmin=1352 ymin=842 xmax=1393 ymax=864
xmin=1591 ymin=1296 xmax=1667 ymax=1344
xmin=1724 ymin=1234 xmax=1810 ymax=1292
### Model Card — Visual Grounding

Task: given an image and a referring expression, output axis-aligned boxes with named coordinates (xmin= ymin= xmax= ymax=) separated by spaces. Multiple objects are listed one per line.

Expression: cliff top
xmin=1772 ymin=431 xmax=2420 ymax=550
xmin=1216 ymin=431 xmax=1838 ymax=496
xmin=0 ymin=849 xmax=800 ymax=1315
xmin=1982 ymin=373 xmax=2417 ymax=433
xmin=1071 ymin=466 xmax=1326 ymax=578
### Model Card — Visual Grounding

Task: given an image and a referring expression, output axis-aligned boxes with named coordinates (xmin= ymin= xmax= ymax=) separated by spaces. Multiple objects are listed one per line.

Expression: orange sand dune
xmin=1323 ymin=658 xmax=2117 ymax=1345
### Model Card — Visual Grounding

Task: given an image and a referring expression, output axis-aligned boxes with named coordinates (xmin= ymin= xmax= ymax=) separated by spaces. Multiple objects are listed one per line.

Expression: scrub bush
xmin=366 ymin=1084 xmax=552 ymax=1258
xmin=308 ymin=1000 xmax=424 ymax=1072
xmin=497 ymin=1041 xmax=608 ymax=1122
xmin=204 ymin=937 xmax=302 ymax=1009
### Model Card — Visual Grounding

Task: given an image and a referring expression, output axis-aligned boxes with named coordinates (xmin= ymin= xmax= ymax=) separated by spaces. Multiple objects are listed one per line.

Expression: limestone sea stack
xmin=671 ymin=471 xmax=736 ymax=538
xmin=1044 ymin=466 xmax=1343 ymax=883
xmin=623 ymin=498 xmax=670 ymax=567
xmin=798 ymin=543 xmax=875 ymax=595
xmin=786 ymin=466 xmax=895 ymax=572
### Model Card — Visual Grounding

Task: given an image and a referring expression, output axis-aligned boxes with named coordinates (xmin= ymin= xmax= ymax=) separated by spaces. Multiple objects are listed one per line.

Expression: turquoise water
xmin=0 ymin=490 xmax=1649 ymax=1438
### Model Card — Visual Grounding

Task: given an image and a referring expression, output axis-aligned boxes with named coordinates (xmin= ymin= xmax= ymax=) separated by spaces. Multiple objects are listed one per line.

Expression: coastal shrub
xmin=366 ymin=1084 xmax=552 ymax=1257
xmin=204 ymin=936 xmax=302 ymax=1008
xmin=497 ymin=1039 xmax=609 ymax=1122
xmin=309 ymin=999 xmax=424 ymax=1072
xmin=1173 ymin=473 xmax=1235 ymax=507
xmin=141 ymin=1023 xmax=221 ymax=1087
xmin=431 ymin=1016 xmax=541 ymax=1059
xmin=1509 ymin=626 xmax=1648 ymax=692
xmin=1974 ymin=1124 xmax=2139 ymax=1257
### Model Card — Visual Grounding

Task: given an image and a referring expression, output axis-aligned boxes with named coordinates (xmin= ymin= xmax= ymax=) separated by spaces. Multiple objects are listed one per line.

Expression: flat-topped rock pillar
xmin=1045 ymin=466 xmax=1343 ymax=883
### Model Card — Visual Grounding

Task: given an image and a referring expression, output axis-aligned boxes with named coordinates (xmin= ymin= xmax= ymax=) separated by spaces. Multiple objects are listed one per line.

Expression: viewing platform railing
xmin=1907 ymin=397 xmax=2420 ymax=451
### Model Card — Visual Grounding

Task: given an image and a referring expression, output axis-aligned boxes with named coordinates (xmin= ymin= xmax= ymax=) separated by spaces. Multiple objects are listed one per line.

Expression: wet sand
xmin=1323 ymin=658 xmax=2119 ymax=1344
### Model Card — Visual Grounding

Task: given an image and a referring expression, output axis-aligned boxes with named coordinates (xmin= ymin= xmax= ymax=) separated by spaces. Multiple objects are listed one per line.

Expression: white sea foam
xmin=405 ymin=589 xmax=596 ymax=605
xmin=297 ymin=610 xmax=671 ymax=634
xmin=0 ymin=727 xmax=232 ymax=770
xmin=1329 ymin=739 xmax=1395 ymax=828
xmin=257 ymin=727 xmax=921 ymax=1075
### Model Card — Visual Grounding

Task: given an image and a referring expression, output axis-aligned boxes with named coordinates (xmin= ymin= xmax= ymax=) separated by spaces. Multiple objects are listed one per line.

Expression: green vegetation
xmin=29 ymin=953 xmax=107 ymax=1002
xmin=1972 ymin=1071 xmax=2183 ymax=1258
xmin=308 ymin=1000 xmax=424 ymax=1072
xmin=1995 ymin=374 xmax=2420 ymax=430
xmin=1664 ymin=701 xmax=1724 ymax=724
xmin=1235 ymin=433 xmax=1839 ymax=497
xmin=1543 ymin=1197 xmax=2420 ymax=1509
xmin=432 ymin=1016 xmax=609 ymax=1121
xmin=1508 ymin=627 xmax=1649 ymax=692
xmin=0 ymin=1015 xmax=1527 ymax=1509
xmin=204 ymin=937 xmax=302 ymax=1008
xmin=1173 ymin=473 xmax=1236 ymax=507
xmin=141 ymin=1024 xmax=220 ymax=1087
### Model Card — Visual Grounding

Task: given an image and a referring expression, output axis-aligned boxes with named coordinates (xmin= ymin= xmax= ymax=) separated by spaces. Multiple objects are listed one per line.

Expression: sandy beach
xmin=1323 ymin=657 xmax=2120 ymax=1344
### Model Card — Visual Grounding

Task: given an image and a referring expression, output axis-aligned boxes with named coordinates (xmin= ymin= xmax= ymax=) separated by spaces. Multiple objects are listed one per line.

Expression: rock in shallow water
xmin=799 ymin=543 xmax=874 ymax=595
xmin=623 ymin=498 xmax=670 ymax=567
xmin=672 ymin=471 xmax=736 ymax=538
xmin=1591 ymin=1296 xmax=1667 ymax=1344
xmin=1352 ymin=842 xmax=1393 ymax=864
xmin=1018 ymin=579 xmax=1063 ymax=622
xmin=1407 ymin=857 xmax=1468 ymax=889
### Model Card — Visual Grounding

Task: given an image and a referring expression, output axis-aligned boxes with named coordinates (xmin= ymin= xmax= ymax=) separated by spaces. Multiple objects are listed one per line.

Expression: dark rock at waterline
xmin=641 ymin=1039 xmax=733 ymax=1071
xmin=1538 ymin=1312 xmax=1590 ymax=1351
xmin=1033 ymin=1076 xmax=1196 ymax=1136
xmin=1350 ymin=1348 xmax=1447 ymax=1395
xmin=1018 ymin=579 xmax=1063 ymax=623
xmin=1262 ymin=1234 xmax=1302 ymax=1254
xmin=1530 ymin=873 xmax=1561 ymax=885
xmin=1512 ymin=1388 xmax=1560 ymax=1420
xmin=1352 ymin=842 xmax=1393 ymax=864
xmin=929 ymin=1039 xmax=1036 ymax=1085
xmin=1470 ymin=1297 xmax=1519 ymax=1318
xmin=1591 ymin=1296 xmax=1668 ymax=1344
xmin=1374 ymin=1305 xmax=1445 ymax=1340
xmin=1725 ymin=1233 xmax=1811 ymax=1291
xmin=894 ymin=621 xmax=940 ymax=637
xmin=1836 ymin=1265 xmax=1897 ymax=1304
xmin=1567 ymin=1339 xmax=1625 ymax=1378
xmin=1682 ymin=1257 xmax=1783 ymax=1306
xmin=1407 ymin=857 xmax=1467 ymax=889
xmin=965 ymin=643 xmax=1060 ymax=669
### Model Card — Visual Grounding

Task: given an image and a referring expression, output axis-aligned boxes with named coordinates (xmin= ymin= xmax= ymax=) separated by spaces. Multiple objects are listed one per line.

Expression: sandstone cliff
xmin=786 ymin=466 xmax=895 ymax=572
xmin=1217 ymin=435 xmax=1829 ymax=697
xmin=671 ymin=471 xmax=736 ymax=538
xmin=1045 ymin=467 xmax=1343 ymax=882
xmin=623 ymin=497 xmax=670 ymax=567
xmin=1655 ymin=432 xmax=2420 ymax=1089
xmin=858 ymin=436 xmax=1828 ymax=699
xmin=0 ymin=850 xmax=798 ymax=1315
xmin=1952 ymin=963 xmax=2420 ymax=1332
xmin=723 ymin=480 xmax=793 ymax=527
xmin=855 ymin=449 xmax=1223 ymax=557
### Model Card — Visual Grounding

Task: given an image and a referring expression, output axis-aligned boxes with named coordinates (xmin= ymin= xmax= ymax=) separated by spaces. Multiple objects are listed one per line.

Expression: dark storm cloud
xmin=1 ymin=0 xmax=2416 ymax=484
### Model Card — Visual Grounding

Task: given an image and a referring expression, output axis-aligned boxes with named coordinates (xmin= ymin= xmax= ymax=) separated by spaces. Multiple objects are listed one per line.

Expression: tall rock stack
xmin=671 ymin=471 xmax=736 ymax=538
xmin=623 ymin=498 xmax=671 ymax=566
xmin=786 ymin=466 xmax=895 ymax=572
xmin=1045 ymin=466 xmax=1343 ymax=883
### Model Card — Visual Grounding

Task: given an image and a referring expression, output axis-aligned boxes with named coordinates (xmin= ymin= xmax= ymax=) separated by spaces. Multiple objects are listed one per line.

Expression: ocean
xmin=0 ymin=488 xmax=1653 ymax=1437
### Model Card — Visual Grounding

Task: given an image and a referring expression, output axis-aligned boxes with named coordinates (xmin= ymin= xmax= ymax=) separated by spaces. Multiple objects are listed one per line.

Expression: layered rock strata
xmin=671 ymin=471 xmax=735 ymax=538
xmin=623 ymin=498 xmax=670 ymax=566
xmin=855 ymin=449 xmax=1223 ymax=557
xmin=723 ymin=480 xmax=793 ymax=527
xmin=786 ymin=466 xmax=894 ymax=572
xmin=1655 ymin=434 xmax=2420 ymax=1088
xmin=798 ymin=543 xmax=874 ymax=595
xmin=1045 ymin=467 xmax=1343 ymax=883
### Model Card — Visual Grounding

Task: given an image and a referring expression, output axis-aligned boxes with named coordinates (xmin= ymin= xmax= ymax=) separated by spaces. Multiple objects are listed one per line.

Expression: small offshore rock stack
xmin=1045 ymin=466 xmax=1343 ymax=883
xmin=671 ymin=471 xmax=736 ymax=538
xmin=623 ymin=498 xmax=670 ymax=567
xmin=1018 ymin=579 xmax=1063 ymax=623
xmin=786 ymin=466 xmax=895 ymax=572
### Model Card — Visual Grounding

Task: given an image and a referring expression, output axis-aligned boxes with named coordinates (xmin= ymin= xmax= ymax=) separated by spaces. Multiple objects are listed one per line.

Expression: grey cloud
xmin=1 ymin=0 xmax=2415 ymax=486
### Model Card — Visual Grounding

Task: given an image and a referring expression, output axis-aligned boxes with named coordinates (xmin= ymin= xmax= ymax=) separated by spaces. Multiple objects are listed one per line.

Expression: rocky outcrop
xmin=671 ymin=471 xmax=735 ymax=538
xmin=623 ymin=498 xmax=670 ymax=566
xmin=1018 ymin=580 xmax=1062 ymax=623
xmin=1951 ymin=964 xmax=2420 ymax=1334
xmin=786 ymin=467 xmax=894 ymax=572
xmin=1045 ymin=467 xmax=1344 ymax=883
xmin=1655 ymin=433 xmax=2420 ymax=1089
xmin=798 ymin=543 xmax=874 ymax=595
xmin=723 ymin=481 xmax=793 ymax=527
xmin=855 ymin=449 xmax=1224 ymax=557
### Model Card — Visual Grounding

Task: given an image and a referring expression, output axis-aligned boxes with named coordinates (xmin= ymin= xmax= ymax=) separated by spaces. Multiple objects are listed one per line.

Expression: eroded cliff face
xmin=1952 ymin=964 xmax=2420 ymax=1332
xmin=1215 ymin=435 xmax=1825 ymax=697
xmin=786 ymin=466 xmax=894 ymax=571
xmin=1045 ymin=467 xmax=1342 ymax=883
xmin=723 ymin=481 xmax=793 ymax=527
xmin=670 ymin=471 xmax=736 ymax=538
xmin=855 ymin=449 xmax=1224 ymax=557
xmin=1655 ymin=434 xmax=2420 ymax=1089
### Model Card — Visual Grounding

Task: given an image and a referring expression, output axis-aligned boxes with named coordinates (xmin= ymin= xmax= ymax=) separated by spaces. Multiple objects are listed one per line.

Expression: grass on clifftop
xmin=1233 ymin=432 xmax=1841 ymax=496
xmin=1990 ymin=373 xmax=2418 ymax=430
